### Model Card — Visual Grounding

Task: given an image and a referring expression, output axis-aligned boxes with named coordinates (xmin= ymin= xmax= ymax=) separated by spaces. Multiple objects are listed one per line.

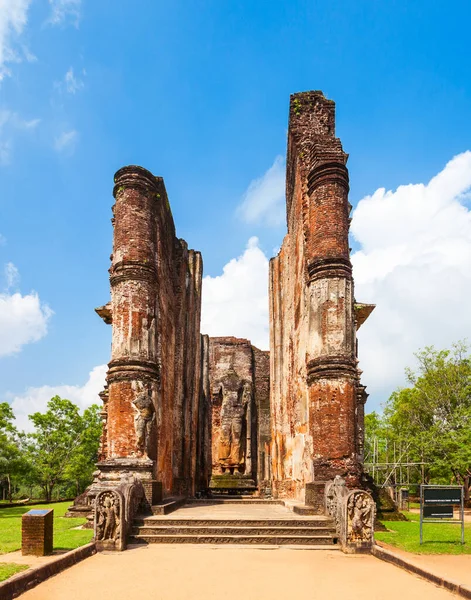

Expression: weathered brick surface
xmin=269 ymin=91 xmax=373 ymax=501
xmin=99 ymin=166 xmax=204 ymax=496
xmin=22 ymin=509 xmax=53 ymax=556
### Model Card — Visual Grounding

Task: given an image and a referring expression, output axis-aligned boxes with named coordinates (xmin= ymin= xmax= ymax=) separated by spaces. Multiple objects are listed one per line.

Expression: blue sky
xmin=1 ymin=0 xmax=471 ymax=428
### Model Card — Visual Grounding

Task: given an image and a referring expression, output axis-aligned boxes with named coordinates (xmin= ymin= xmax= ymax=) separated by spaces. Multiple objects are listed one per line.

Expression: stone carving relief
xmin=324 ymin=478 xmax=375 ymax=552
xmin=346 ymin=491 xmax=374 ymax=544
xmin=325 ymin=475 xmax=345 ymax=532
xmin=98 ymin=387 xmax=109 ymax=461
xmin=95 ymin=491 xmax=121 ymax=542
xmin=132 ymin=392 xmax=155 ymax=456
xmin=218 ymin=382 xmax=251 ymax=474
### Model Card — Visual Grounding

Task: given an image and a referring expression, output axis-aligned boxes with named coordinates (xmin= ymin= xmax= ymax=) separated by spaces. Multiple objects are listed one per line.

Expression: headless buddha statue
xmin=218 ymin=382 xmax=251 ymax=474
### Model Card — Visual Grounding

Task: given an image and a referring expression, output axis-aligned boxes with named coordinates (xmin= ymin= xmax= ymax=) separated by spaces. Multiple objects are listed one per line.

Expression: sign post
xmin=420 ymin=485 xmax=464 ymax=545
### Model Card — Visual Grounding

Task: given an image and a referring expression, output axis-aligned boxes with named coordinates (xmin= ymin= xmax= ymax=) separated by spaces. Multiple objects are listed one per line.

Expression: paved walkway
xmin=20 ymin=544 xmax=457 ymax=600
xmin=377 ymin=542 xmax=471 ymax=589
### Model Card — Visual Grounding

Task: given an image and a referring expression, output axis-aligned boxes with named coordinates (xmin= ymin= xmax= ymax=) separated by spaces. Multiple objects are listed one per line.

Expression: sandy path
xmin=20 ymin=544 xmax=457 ymax=600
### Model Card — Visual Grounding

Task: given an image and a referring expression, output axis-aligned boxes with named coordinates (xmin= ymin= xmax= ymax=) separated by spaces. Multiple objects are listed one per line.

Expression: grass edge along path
xmin=0 ymin=501 xmax=93 ymax=555
xmin=0 ymin=563 xmax=29 ymax=583
xmin=377 ymin=511 xmax=471 ymax=555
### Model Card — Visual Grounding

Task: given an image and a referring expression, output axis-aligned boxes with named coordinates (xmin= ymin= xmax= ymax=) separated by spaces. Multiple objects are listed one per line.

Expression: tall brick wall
xmin=99 ymin=166 xmax=204 ymax=497
xmin=269 ymin=91 xmax=373 ymax=501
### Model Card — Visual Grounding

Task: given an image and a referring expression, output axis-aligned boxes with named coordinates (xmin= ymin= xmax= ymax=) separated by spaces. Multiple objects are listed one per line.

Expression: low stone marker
xmin=22 ymin=509 xmax=53 ymax=556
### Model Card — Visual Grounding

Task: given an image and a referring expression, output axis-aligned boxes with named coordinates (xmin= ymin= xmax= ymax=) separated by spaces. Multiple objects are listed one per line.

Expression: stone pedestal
xmin=209 ymin=474 xmax=257 ymax=493
xmin=22 ymin=509 xmax=53 ymax=556
xmin=305 ymin=482 xmax=327 ymax=514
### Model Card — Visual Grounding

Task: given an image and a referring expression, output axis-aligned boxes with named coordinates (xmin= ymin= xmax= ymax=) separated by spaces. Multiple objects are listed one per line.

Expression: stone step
xmin=150 ymin=496 xmax=186 ymax=515
xmin=293 ymin=505 xmax=323 ymax=516
xmin=132 ymin=526 xmax=337 ymax=536
xmin=130 ymin=534 xmax=338 ymax=546
xmin=187 ymin=498 xmax=283 ymax=504
xmin=135 ymin=518 xmax=334 ymax=528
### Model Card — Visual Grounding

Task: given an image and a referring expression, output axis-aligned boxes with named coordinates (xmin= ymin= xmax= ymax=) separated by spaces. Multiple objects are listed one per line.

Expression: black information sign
xmin=423 ymin=487 xmax=461 ymax=505
xmin=420 ymin=485 xmax=464 ymax=545
xmin=423 ymin=505 xmax=453 ymax=519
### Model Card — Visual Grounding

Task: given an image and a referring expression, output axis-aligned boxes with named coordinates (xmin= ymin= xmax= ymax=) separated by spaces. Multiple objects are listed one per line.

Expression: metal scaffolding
xmin=364 ymin=437 xmax=428 ymax=493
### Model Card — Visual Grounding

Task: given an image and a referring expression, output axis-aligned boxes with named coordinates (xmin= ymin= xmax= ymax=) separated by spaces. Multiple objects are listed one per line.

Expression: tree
xmin=379 ymin=342 xmax=471 ymax=503
xmin=64 ymin=404 xmax=102 ymax=496
xmin=26 ymin=396 xmax=101 ymax=501
xmin=364 ymin=411 xmax=386 ymax=462
xmin=0 ymin=403 xmax=29 ymax=501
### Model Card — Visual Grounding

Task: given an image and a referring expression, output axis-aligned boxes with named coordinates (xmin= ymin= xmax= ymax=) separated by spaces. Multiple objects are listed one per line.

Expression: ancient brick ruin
xmin=269 ymin=91 xmax=374 ymax=507
xmin=74 ymin=90 xmax=375 ymax=551
xmin=94 ymin=166 xmax=205 ymax=499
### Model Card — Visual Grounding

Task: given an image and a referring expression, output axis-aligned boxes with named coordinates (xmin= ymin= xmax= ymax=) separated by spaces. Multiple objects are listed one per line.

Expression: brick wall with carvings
xmin=99 ymin=166 xmax=205 ymax=497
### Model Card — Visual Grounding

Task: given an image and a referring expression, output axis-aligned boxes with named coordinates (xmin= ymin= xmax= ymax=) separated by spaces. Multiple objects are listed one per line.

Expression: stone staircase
xmin=130 ymin=514 xmax=339 ymax=547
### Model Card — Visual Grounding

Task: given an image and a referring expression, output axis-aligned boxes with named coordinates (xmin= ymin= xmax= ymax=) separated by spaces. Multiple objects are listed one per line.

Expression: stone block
xmin=22 ymin=509 xmax=53 ymax=556
xmin=305 ymin=482 xmax=327 ymax=514
xmin=142 ymin=480 xmax=162 ymax=506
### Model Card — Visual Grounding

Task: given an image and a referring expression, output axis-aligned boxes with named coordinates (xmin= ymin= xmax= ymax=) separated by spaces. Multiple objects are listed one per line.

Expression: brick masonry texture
xmin=269 ymin=91 xmax=372 ymax=502
xmin=21 ymin=510 xmax=53 ymax=556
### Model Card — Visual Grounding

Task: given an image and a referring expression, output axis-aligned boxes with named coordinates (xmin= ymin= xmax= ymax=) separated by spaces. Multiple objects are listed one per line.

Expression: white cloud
xmin=0 ymin=291 xmax=53 ymax=357
xmin=0 ymin=109 xmax=40 ymax=164
xmin=64 ymin=66 xmax=83 ymax=93
xmin=237 ymin=156 xmax=286 ymax=227
xmin=0 ymin=262 xmax=52 ymax=357
xmin=351 ymin=151 xmax=471 ymax=408
xmin=8 ymin=364 xmax=107 ymax=432
xmin=0 ymin=139 xmax=11 ymax=165
xmin=54 ymin=128 xmax=77 ymax=153
xmin=4 ymin=261 xmax=19 ymax=289
xmin=21 ymin=44 xmax=36 ymax=63
xmin=0 ymin=110 xmax=39 ymax=130
xmin=0 ymin=0 xmax=32 ymax=81
xmin=48 ymin=0 xmax=81 ymax=27
xmin=201 ymin=237 xmax=269 ymax=350
xmin=55 ymin=66 xmax=84 ymax=94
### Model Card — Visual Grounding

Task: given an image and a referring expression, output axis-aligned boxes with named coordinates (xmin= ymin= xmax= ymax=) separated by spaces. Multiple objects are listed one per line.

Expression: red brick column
xmin=306 ymin=160 xmax=361 ymax=487
xmin=106 ymin=166 xmax=159 ymax=463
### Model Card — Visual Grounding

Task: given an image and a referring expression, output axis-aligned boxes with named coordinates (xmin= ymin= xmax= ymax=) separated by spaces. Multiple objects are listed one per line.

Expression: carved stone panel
xmin=132 ymin=392 xmax=155 ymax=457
xmin=345 ymin=490 xmax=375 ymax=547
xmin=94 ymin=489 xmax=125 ymax=551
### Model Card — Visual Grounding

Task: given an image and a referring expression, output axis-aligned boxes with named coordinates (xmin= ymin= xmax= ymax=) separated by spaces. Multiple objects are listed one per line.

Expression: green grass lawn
xmin=0 ymin=501 xmax=93 ymax=555
xmin=0 ymin=563 xmax=29 ymax=583
xmin=377 ymin=511 xmax=471 ymax=554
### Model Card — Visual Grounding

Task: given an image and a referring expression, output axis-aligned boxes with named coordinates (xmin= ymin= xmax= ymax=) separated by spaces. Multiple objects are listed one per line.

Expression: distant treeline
xmin=0 ymin=397 xmax=101 ymax=502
